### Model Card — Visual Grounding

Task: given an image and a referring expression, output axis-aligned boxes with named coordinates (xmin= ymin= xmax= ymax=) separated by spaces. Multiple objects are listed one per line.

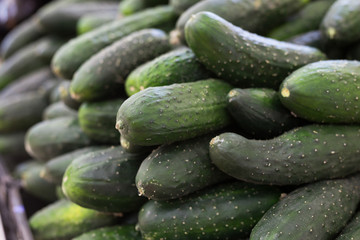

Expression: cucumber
xmin=119 ymin=0 xmax=169 ymax=16
xmin=321 ymin=0 xmax=360 ymax=44
xmin=136 ymin=134 xmax=230 ymax=201
xmin=185 ymin=12 xmax=326 ymax=89
xmin=77 ymin=11 xmax=118 ymax=35
xmin=25 ymin=117 xmax=92 ymax=162
xmin=125 ymin=47 xmax=213 ymax=96
xmin=116 ymin=79 xmax=233 ymax=146
xmin=71 ymin=28 xmax=171 ymax=102
xmin=227 ymin=88 xmax=306 ymax=139
xmin=13 ymin=160 xmax=40 ymax=179
xmin=250 ymin=174 xmax=360 ymax=240
xmin=279 ymin=60 xmax=360 ymax=124
xmin=0 ymin=92 xmax=49 ymax=133
xmin=29 ymin=199 xmax=119 ymax=240
xmin=209 ymin=124 xmax=360 ymax=186
xmin=170 ymin=0 xmax=202 ymax=14
xmin=336 ymin=211 xmax=360 ymax=240
xmin=286 ymin=30 xmax=325 ymax=49
xmin=0 ymin=37 xmax=65 ymax=90
xmin=36 ymin=1 xmax=119 ymax=35
xmin=120 ymin=135 xmax=155 ymax=154
xmin=41 ymin=146 xmax=108 ymax=185
xmin=138 ymin=181 xmax=281 ymax=240
xmin=0 ymin=132 xmax=29 ymax=161
xmin=42 ymin=101 xmax=78 ymax=120
xmin=0 ymin=16 xmax=45 ymax=59
xmin=51 ymin=5 xmax=177 ymax=79
xmin=73 ymin=225 xmax=142 ymax=240
xmin=62 ymin=146 xmax=147 ymax=213
xmin=58 ymin=80 xmax=82 ymax=110
xmin=78 ymin=98 xmax=124 ymax=144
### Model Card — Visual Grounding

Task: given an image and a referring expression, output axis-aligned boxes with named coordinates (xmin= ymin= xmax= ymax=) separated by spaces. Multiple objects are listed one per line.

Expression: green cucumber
xmin=78 ymin=98 xmax=124 ymax=144
xmin=138 ymin=181 xmax=281 ymax=240
xmin=0 ymin=37 xmax=65 ymax=90
xmin=267 ymin=0 xmax=335 ymax=41
xmin=71 ymin=28 xmax=171 ymax=102
xmin=185 ymin=12 xmax=326 ymax=89
xmin=59 ymin=80 xmax=82 ymax=110
xmin=25 ymin=117 xmax=92 ymax=162
xmin=77 ymin=11 xmax=118 ymax=35
xmin=250 ymin=174 xmax=360 ymax=240
xmin=286 ymin=30 xmax=325 ymax=49
xmin=170 ymin=0 xmax=202 ymax=14
xmin=51 ymin=5 xmax=177 ymax=79
xmin=41 ymin=146 xmax=108 ymax=185
xmin=29 ymin=199 xmax=119 ymax=240
xmin=62 ymin=146 xmax=147 ymax=213
xmin=13 ymin=160 xmax=40 ymax=179
xmin=336 ymin=211 xmax=360 ymax=240
xmin=120 ymin=135 xmax=155 ymax=154
xmin=210 ymin=124 xmax=360 ymax=186
xmin=279 ymin=60 xmax=360 ymax=124
xmin=0 ymin=132 xmax=29 ymax=161
xmin=227 ymin=88 xmax=306 ymax=139
xmin=116 ymin=79 xmax=233 ymax=146
xmin=42 ymin=101 xmax=78 ymax=120
xmin=125 ymin=47 xmax=213 ymax=96
xmin=321 ymin=0 xmax=360 ymax=44
xmin=73 ymin=225 xmax=142 ymax=240
xmin=119 ymin=0 xmax=169 ymax=16
xmin=0 ymin=92 xmax=49 ymax=133
xmin=136 ymin=134 xmax=230 ymax=200
xmin=0 ymin=16 xmax=45 ymax=59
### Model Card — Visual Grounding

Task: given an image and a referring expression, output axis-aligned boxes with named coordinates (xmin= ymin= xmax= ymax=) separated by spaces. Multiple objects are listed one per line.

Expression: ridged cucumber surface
xmin=73 ymin=225 xmax=142 ymax=240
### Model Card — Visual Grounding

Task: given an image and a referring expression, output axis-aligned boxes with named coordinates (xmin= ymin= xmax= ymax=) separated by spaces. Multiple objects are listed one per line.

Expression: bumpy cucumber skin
xmin=138 ymin=181 xmax=281 ymax=240
xmin=78 ymin=99 xmax=124 ymax=144
xmin=210 ymin=124 xmax=360 ymax=185
xmin=62 ymin=146 xmax=147 ymax=213
xmin=29 ymin=199 xmax=118 ymax=240
xmin=51 ymin=5 xmax=177 ymax=79
xmin=43 ymin=101 xmax=78 ymax=120
xmin=119 ymin=0 xmax=169 ymax=16
xmin=321 ymin=0 xmax=360 ymax=44
xmin=77 ymin=12 xmax=117 ymax=35
xmin=116 ymin=79 xmax=233 ymax=146
xmin=185 ymin=12 xmax=326 ymax=89
xmin=71 ymin=29 xmax=171 ymax=102
xmin=227 ymin=88 xmax=305 ymax=139
xmin=73 ymin=225 xmax=142 ymax=240
xmin=170 ymin=0 xmax=202 ymax=14
xmin=279 ymin=60 xmax=360 ymax=124
xmin=336 ymin=211 xmax=360 ymax=240
xmin=125 ymin=47 xmax=213 ymax=96
xmin=136 ymin=134 xmax=230 ymax=201
xmin=250 ymin=175 xmax=360 ymax=240
xmin=25 ymin=117 xmax=92 ymax=162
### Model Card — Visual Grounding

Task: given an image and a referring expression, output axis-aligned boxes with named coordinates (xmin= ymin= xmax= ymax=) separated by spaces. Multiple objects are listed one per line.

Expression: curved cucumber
xmin=185 ymin=12 xmax=326 ymax=89
xmin=336 ymin=211 xmax=360 ymax=240
xmin=119 ymin=0 xmax=169 ymax=16
xmin=73 ymin=225 xmax=142 ymax=240
xmin=77 ymin=11 xmax=118 ymax=35
xmin=58 ymin=80 xmax=82 ymax=110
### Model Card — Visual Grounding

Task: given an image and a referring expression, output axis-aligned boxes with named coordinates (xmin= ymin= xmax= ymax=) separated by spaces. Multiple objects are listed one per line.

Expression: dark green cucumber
xmin=51 ymin=5 xmax=177 ymax=79
xmin=29 ymin=199 xmax=119 ymax=240
xmin=170 ymin=0 xmax=202 ymax=14
xmin=250 ymin=174 xmax=360 ymax=240
xmin=116 ymin=79 xmax=233 ymax=146
xmin=279 ymin=60 xmax=360 ymax=124
xmin=120 ymin=135 xmax=155 ymax=154
xmin=62 ymin=146 xmax=147 ymax=213
xmin=336 ymin=211 xmax=360 ymax=240
xmin=71 ymin=28 xmax=171 ymax=102
xmin=185 ymin=12 xmax=326 ymax=89
xmin=210 ymin=124 xmax=360 ymax=186
xmin=36 ymin=2 xmax=119 ymax=35
xmin=173 ymin=0 xmax=310 ymax=43
xmin=125 ymin=47 xmax=213 ymax=96
xmin=41 ymin=146 xmax=108 ymax=185
xmin=21 ymin=164 xmax=58 ymax=202
xmin=0 ymin=92 xmax=49 ymax=133
xmin=136 ymin=134 xmax=230 ymax=200
xmin=73 ymin=225 xmax=142 ymax=240
xmin=59 ymin=80 xmax=82 ymax=110
xmin=49 ymin=82 xmax=63 ymax=103
xmin=77 ymin=11 xmax=118 ymax=35
xmin=13 ymin=160 xmax=40 ymax=179
xmin=0 ymin=132 xmax=30 ymax=163
xmin=321 ymin=0 xmax=360 ymax=44
xmin=0 ymin=37 xmax=65 ymax=90
xmin=138 ymin=181 xmax=281 ymax=240
xmin=42 ymin=101 xmax=78 ymax=120
xmin=287 ymin=30 xmax=325 ymax=49
xmin=25 ymin=117 xmax=92 ymax=162
xmin=267 ymin=0 xmax=335 ymax=41
xmin=227 ymin=88 xmax=306 ymax=139
xmin=119 ymin=0 xmax=169 ymax=16
xmin=78 ymin=98 xmax=124 ymax=144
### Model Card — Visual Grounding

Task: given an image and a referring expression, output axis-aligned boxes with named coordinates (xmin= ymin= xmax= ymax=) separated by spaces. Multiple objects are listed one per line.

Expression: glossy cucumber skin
xmin=71 ymin=28 xmax=171 ymax=102
xmin=227 ymin=88 xmax=305 ymax=139
xmin=135 ymin=134 xmax=230 ymax=200
xmin=250 ymin=175 xmax=360 ymax=240
xmin=336 ymin=211 xmax=360 ymax=240
xmin=78 ymin=98 xmax=124 ymax=144
xmin=125 ymin=47 xmax=213 ymax=96
xmin=77 ymin=11 xmax=118 ymax=35
xmin=51 ymin=5 xmax=177 ymax=79
xmin=116 ymin=79 xmax=233 ymax=146
xmin=138 ymin=181 xmax=281 ymax=240
xmin=210 ymin=124 xmax=360 ymax=186
xmin=185 ymin=12 xmax=326 ymax=89
xmin=279 ymin=60 xmax=360 ymax=124
xmin=62 ymin=146 xmax=147 ymax=213
xmin=73 ymin=225 xmax=142 ymax=240
xmin=42 ymin=101 xmax=78 ymax=120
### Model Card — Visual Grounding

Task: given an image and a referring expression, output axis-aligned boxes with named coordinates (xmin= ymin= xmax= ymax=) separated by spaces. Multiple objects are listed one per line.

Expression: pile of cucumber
xmin=1 ymin=0 xmax=360 ymax=239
